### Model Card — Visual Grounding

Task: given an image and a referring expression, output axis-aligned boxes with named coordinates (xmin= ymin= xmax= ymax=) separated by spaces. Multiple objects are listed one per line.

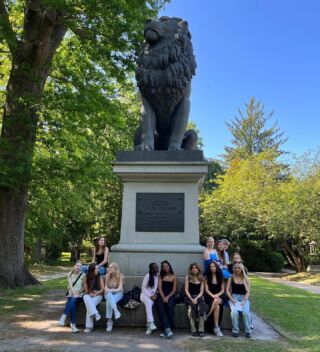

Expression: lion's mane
xmin=135 ymin=20 xmax=196 ymax=94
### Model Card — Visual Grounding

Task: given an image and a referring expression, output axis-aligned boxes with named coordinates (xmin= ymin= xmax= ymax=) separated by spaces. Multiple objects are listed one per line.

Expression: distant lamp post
xmin=309 ymin=241 xmax=317 ymax=256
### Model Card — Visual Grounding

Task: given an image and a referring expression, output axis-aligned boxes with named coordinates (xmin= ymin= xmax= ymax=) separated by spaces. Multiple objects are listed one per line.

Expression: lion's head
xmin=135 ymin=16 xmax=196 ymax=92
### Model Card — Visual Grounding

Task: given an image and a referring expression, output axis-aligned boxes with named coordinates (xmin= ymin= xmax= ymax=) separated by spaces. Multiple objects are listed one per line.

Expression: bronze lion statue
xmin=134 ymin=16 xmax=197 ymax=151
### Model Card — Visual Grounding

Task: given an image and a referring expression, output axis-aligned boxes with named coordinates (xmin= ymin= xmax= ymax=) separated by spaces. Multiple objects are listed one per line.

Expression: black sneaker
xmin=232 ymin=332 xmax=239 ymax=338
xmin=191 ymin=332 xmax=198 ymax=337
xmin=246 ymin=333 xmax=251 ymax=338
xmin=199 ymin=332 xmax=205 ymax=337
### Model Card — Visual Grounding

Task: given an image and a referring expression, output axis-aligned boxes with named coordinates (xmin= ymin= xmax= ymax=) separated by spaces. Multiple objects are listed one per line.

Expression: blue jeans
xmin=81 ymin=265 xmax=106 ymax=275
xmin=229 ymin=294 xmax=252 ymax=334
xmin=104 ymin=292 xmax=123 ymax=319
xmin=63 ymin=297 xmax=82 ymax=324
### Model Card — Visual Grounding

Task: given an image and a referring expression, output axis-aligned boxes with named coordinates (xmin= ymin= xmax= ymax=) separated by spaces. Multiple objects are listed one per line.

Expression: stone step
xmin=74 ymin=276 xmax=244 ymax=330
xmin=75 ymin=301 xmax=244 ymax=330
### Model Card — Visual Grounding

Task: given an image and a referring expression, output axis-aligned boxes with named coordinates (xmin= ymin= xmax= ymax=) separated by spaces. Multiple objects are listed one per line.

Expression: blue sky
xmin=160 ymin=0 xmax=320 ymax=159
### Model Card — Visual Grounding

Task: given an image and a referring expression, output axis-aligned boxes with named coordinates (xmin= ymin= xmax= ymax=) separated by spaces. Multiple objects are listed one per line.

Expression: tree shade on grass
xmin=0 ymin=277 xmax=66 ymax=314
xmin=0 ymin=276 xmax=319 ymax=351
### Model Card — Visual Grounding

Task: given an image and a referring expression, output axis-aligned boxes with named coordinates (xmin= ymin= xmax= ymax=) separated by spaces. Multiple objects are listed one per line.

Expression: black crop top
xmin=189 ymin=281 xmax=201 ymax=296
xmin=231 ymin=280 xmax=246 ymax=295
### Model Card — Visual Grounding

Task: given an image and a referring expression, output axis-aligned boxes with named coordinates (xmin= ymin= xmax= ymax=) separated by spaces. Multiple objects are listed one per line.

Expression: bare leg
xmin=213 ymin=303 xmax=220 ymax=327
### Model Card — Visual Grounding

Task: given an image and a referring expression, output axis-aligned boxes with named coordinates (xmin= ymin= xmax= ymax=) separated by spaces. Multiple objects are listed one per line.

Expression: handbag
xmin=65 ymin=272 xmax=83 ymax=296
xmin=198 ymin=296 xmax=209 ymax=316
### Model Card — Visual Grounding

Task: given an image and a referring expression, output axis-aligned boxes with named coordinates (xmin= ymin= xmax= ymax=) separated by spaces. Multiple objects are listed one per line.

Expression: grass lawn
xmin=0 ymin=277 xmax=66 ymax=314
xmin=282 ymin=272 xmax=320 ymax=286
xmin=1 ymin=275 xmax=319 ymax=352
xmin=185 ymin=276 xmax=320 ymax=352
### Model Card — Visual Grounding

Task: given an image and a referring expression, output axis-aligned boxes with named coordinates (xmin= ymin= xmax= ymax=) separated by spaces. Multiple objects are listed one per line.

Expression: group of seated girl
xmin=58 ymin=260 xmax=123 ymax=333
xmin=58 ymin=236 xmax=252 ymax=338
xmin=202 ymin=236 xmax=252 ymax=338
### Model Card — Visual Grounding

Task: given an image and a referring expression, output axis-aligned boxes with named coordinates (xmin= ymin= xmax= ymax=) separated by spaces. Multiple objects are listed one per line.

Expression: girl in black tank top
xmin=155 ymin=260 xmax=177 ymax=338
xmin=204 ymin=261 xmax=224 ymax=336
xmin=92 ymin=236 xmax=109 ymax=275
xmin=226 ymin=263 xmax=252 ymax=338
xmin=184 ymin=263 xmax=206 ymax=337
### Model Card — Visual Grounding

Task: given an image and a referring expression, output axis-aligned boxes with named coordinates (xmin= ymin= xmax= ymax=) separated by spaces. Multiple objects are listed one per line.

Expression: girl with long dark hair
xmin=140 ymin=262 xmax=159 ymax=335
xmin=155 ymin=260 xmax=177 ymax=338
xmin=83 ymin=263 xmax=104 ymax=332
xmin=205 ymin=261 xmax=224 ymax=336
xmin=216 ymin=240 xmax=231 ymax=280
xmin=92 ymin=236 xmax=109 ymax=275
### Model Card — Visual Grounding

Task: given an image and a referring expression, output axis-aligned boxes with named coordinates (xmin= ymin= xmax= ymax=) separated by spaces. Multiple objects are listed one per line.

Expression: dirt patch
xmin=0 ymin=288 xmax=282 ymax=352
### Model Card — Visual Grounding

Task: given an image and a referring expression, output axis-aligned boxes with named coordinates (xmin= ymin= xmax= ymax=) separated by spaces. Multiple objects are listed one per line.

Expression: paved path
xmin=33 ymin=267 xmax=71 ymax=282
xmin=36 ymin=272 xmax=68 ymax=281
xmin=0 ymin=287 xmax=282 ymax=352
xmin=253 ymin=272 xmax=320 ymax=294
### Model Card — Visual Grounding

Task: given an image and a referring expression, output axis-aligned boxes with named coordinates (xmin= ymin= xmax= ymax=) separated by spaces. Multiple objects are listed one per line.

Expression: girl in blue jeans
xmin=58 ymin=261 xmax=85 ymax=333
xmin=104 ymin=262 xmax=124 ymax=332
xmin=226 ymin=263 xmax=252 ymax=338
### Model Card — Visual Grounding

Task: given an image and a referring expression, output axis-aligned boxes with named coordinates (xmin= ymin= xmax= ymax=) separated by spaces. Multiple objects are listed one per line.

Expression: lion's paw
xmin=168 ymin=143 xmax=183 ymax=151
xmin=134 ymin=144 xmax=154 ymax=152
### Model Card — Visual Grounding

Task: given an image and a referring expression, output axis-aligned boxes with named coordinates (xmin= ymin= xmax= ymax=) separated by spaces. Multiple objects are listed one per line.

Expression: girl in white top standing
xmin=140 ymin=262 xmax=159 ymax=335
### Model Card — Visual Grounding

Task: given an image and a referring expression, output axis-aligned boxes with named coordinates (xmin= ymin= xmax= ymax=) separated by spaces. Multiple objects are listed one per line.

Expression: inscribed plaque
xmin=136 ymin=193 xmax=184 ymax=232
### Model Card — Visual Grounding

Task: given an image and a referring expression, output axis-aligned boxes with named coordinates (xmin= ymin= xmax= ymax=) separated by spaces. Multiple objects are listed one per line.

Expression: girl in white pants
xmin=140 ymin=263 xmax=159 ymax=335
xmin=83 ymin=263 xmax=105 ymax=332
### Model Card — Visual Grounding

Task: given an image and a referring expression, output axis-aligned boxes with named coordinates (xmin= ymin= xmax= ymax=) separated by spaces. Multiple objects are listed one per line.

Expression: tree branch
xmin=0 ymin=0 xmax=18 ymax=54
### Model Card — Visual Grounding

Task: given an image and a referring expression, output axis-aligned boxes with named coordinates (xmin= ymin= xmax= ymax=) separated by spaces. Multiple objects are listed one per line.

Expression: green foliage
xmin=223 ymin=97 xmax=287 ymax=163
xmin=1 ymin=0 xmax=169 ymax=265
xmin=200 ymin=149 xmax=320 ymax=272
xmin=232 ymin=240 xmax=284 ymax=272
xmin=187 ymin=120 xmax=204 ymax=149
xmin=201 ymin=158 xmax=225 ymax=192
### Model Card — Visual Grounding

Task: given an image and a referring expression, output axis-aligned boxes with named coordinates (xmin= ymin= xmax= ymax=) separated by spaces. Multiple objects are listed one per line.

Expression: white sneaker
xmin=58 ymin=314 xmax=66 ymax=326
xmin=165 ymin=328 xmax=173 ymax=338
xmin=106 ymin=321 xmax=113 ymax=332
xmin=84 ymin=328 xmax=92 ymax=333
xmin=148 ymin=321 xmax=157 ymax=331
xmin=71 ymin=324 xmax=79 ymax=333
xmin=214 ymin=327 xmax=223 ymax=337
xmin=146 ymin=327 xmax=152 ymax=335
xmin=95 ymin=313 xmax=101 ymax=321
xmin=114 ymin=310 xmax=121 ymax=320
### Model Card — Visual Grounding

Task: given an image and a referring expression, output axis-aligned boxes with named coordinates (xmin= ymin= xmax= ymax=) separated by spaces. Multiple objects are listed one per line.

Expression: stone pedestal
xmin=110 ymin=151 xmax=208 ymax=276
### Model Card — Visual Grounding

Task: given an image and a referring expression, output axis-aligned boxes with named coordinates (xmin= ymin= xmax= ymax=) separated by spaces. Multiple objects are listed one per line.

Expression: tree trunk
xmin=0 ymin=3 xmax=66 ymax=288
xmin=282 ymin=243 xmax=306 ymax=273
xmin=31 ymin=239 xmax=43 ymax=263
xmin=70 ymin=248 xmax=78 ymax=262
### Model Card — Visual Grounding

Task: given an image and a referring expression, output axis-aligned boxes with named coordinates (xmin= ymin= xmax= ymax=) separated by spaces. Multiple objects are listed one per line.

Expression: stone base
xmin=110 ymin=246 xmax=204 ymax=277
xmin=72 ymin=276 xmax=243 ymax=331
xmin=73 ymin=301 xmax=243 ymax=330
xmin=112 ymin=151 xmax=208 ymax=277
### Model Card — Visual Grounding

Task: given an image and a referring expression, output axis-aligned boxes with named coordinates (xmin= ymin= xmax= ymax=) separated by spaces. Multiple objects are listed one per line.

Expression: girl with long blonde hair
xmin=104 ymin=262 xmax=124 ymax=332
xmin=226 ymin=263 xmax=252 ymax=338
